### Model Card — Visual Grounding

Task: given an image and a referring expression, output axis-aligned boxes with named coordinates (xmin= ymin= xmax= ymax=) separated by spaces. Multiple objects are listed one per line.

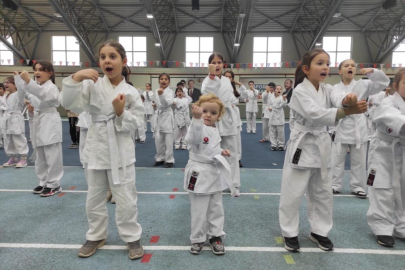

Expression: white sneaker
xmin=175 ymin=144 xmax=180 ymax=150
xmin=181 ymin=145 xmax=187 ymax=150
xmin=252 ymin=130 xmax=256 ymax=134
xmin=247 ymin=130 xmax=251 ymax=134
xmin=234 ymin=187 xmax=240 ymax=197
xmin=16 ymin=159 xmax=28 ymax=168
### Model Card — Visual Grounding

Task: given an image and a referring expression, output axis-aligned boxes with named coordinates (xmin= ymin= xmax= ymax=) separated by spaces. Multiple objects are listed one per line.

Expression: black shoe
xmin=377 ymin=235 xmax=395 ymax=247
xmin=40 ymin=186 xmax=62 ymax=197
xmin=140 ymin=141 xmax=145 ymax=144
xmin=153 ymin=161 xmax=165 ymax=166
xmin=135 ymin=139 xmax=140 ymax=142
xmin=278 ymin=147 xmax=284 ymax=151
xmin=309 ymin=233 xmax=334 ymax=251
xmin=165 ymin=162 xmax=174 ymax=168
xmin=333 ymin=189 xmax=340 ymax=195
xmin=352 ymin=191 xmax=367 ymax=199
xmin=33 ymin=185 xmax=44 ymax=194
xmin=283 ymin=236 xmax=300 ymax=252
xmin=209 ymin=237 xmax=225 ymax=255
xmin=271 ymin=147 xmax=277 ymax=151
xmin=239 ymin=160 xmax=243 ymax=167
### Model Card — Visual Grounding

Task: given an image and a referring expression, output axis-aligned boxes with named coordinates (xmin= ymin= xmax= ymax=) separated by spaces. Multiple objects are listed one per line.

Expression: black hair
xmin=33 ymin=60 xmax=56 ymax=84
xmin=188 ymin=79 xmax=194 ymax=83
xmin=127 ymin=81 xmax=133 ymax=86
xmin=294 ymin=48 xmax=329 ymax=88
xmin=208 ymin=52 xmax=224 ymax=63
xmin=158 ymin=73 xmax=170 ymax=81
xmin=284 ymin=79 xmax=293 ymax=85
xmin=268 ymin=82 xmax=276 ymax=88
xmin=0 ymin=83 xmax=3 ymax=89
xmin=177 ymin=82 xmax=183 ymax=87
xmin=223 ymin=70 xmax=240 ymax=98
xmin=248 ymin=81 xmax=254 ymax=84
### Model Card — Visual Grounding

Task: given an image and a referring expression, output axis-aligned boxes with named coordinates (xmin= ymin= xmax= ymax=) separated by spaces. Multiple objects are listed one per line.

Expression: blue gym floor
xmin=1 ymin=122 xmax=400 ymax=270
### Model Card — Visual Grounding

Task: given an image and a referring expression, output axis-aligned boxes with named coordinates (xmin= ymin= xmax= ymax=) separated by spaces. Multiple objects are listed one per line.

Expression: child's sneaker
xmin=33 ymin=186 xmax=44 ymax=194
xmin=278 ymin=146 xmax=284 ymax=151
xmin=271 ymin=146 xmax=277 ymax=151
xmin=128 ymin=239 xmax=144 ymax=260
xmin=175 ymin=144 xmax=180 ymax=150
xmin=40 ymin=186 xmax=62 ymax=197
xmin=309 ymin=232 xmax=334 ymax=251
xmin=181 ymin=144 xmax=187 ymax=150
xmin=16 ymin=159 xmax=28 ymax=168
xmin=69 ymin=143 xmax=76 ymax=149
xmin=78 ymin=239 xmax=106 ymax=258
xmin=190 ymin=242 xmax=204 ymax=255
xmin=376 ymin=235 xmax=395 ymax=247
xmin=3 ymin=158 xmax=18 ymax=167
xmin=209 ymin=237 xmax=225 ymax=255
xmin=284 ymin=236 xmax=300 ymax=252
xmin=234 ymin=187 xmax=240 ymax=197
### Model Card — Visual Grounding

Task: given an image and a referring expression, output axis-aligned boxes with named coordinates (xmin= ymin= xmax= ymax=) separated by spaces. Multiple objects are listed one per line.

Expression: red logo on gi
xmin=387 ymin=127 xmax=393 ymax=133
xmin=203 ymin=137 xmax=209 ymax=144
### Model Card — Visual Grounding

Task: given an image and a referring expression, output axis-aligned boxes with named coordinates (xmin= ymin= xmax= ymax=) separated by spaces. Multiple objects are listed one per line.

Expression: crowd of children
xmin=2 ymin=40 xmax=405 ymax=260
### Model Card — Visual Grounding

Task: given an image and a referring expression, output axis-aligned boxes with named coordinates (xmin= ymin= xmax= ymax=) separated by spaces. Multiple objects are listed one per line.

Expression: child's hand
xmin=265 ymin=86 xmax=270 ymax=93
xmin=234 ymin=81 xmax=242 ymax=86
xmin=208 ymin=64 xmax=216 ymax=78
xmin=20 ymin=70 xmax=30 ymax=84
xmin=369 ymin=101 xmax=373 ymax=107
xmin=343 ymin=93 xmax=358 ymax=106
xmin=27 ymin=103 xmax=34 ymax=113
xmin=345 ymin=100 xmax=368 ymax=115
xmin=192 ymin=104 xmax=203 ymax=119
xmin=360 ymin=68 xmax=374 ymax=75
xmin=283 ymin=95 xmax=287 ymax=101
xmin=112 ymin=94 xmax=126 ymax=116
xmin=221 ymin=149 xmax=231 ymax=157
xmin=73 ymin=69 xmax=99 ymax=82
xmin=268 ymin=108 xmax=272 ymax=111
xmin=246 ymin=98 xmax=249 ymax=102
xmin=157 ymin=88 xmax=164 ymax=95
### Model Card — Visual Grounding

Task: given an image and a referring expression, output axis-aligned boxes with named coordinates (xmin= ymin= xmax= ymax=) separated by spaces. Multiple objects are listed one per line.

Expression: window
xmin=253 ymin=37 xmax=282 ymax=67
xmin=0 ymin=37 xmax=14 ymax=65
xmin=119 ymin=37 xmax=147 ymax=67
xmin=186 ymin=37 xmax=213 ymax=67
xmin=392 ymin=37 xmax=405 ymax=66
xmin=323 ymin=36 xmax=351 ymax=65
xmin=52 ymin=36 xmax=80 ymax=66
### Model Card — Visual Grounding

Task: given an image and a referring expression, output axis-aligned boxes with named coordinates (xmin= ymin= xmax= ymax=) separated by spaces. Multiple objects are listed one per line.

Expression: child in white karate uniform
xmin=173 ymin=87 xmax=192 ymax=150
xmin=2 ymin=76 xmax=29 ymax=168
xmin=0 ymin=83 xmax=5 ymax=148
xmin=77 ymin=111 xmax=92 ymax=166
xmin=245 ymin=81 xmax=259 ymax=133
xmin=269 ymin=85 xmax=287 ymax=151
xmin=59 ymin=40 xmax=145 ymax=260
xmin=260 ymin=84 xmax=275 ymax=143
xmin=185 ymin=94 xmax=234 ymax=255
xmin=142 ymin=83 xmax=154 ymax=132
xmin=132 ymin=95 xmax=146 ymax=144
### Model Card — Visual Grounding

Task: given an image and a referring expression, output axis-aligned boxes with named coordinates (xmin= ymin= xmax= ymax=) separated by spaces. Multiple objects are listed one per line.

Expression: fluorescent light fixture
xmin=234 ymin=43 xmax=240 ymax=47
xmin=146 ymin=14 xmax=154 ymax=19
xmin=333 ymin=13 xmax=341 ymax=18
xmin=155 ymin=43 xmax=161 ymax=46
xmin=315 ymin=43 xmax=322 ymax=46
xmin=239 ymin=14 xmax=246 ymax=18
xmin=53 ymin=13 xmax=62 ymax=18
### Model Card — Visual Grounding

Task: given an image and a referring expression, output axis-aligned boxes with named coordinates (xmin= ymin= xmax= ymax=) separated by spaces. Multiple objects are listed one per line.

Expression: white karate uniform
xmin=0 ymin=95 xmax=5 ymax=146
xmin=2 ymin=87 xmax=28 ymax=157
xmin=231 ymin=95 xmax=243 ymax=160
xmin=261 ymin=91 xmax=273 ymax=141
xmin=142 ymin=90 xmax=155 ymax=132
xmin=279 ymin=78 xmax=346 ymax=238
xmin=331 ymin=70 xmax=390 ymax=193
xmin=77 ymin=111 xmax=92 ymax=165
xmin=184 ymin=118 xmax=234 ymax=243
xmin=269 ymin=95 xmax=287 ymax=148
xmin=367 ymin=92 xmax=405 ymax=237
xmin=132 ymin=103 xmax=146 ymax=142
xmin=154 ymin=87 xmax=175 ymax=163
xmin=60 ymin=75 xmax=144 ymax=243
xmin=202 ymin=75 xmax=240 ymax=189
xmin=368 ymin=90 xmax=388 ymax=138
xmin=245 ymin=89 xmax=259 ymax=132
xmin=174 ymin=94 xmax=192 ymax=147
xmin=16 ymin=76 xmax=64 ymax=188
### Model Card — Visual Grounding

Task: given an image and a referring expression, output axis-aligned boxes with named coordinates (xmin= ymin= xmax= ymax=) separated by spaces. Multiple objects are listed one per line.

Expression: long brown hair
xmin=294 ymin=48 xmax=329 ymax=88
xmin=98 ymin=40 xmax=128 ymax=79
xmin=393 ymin=68 xmax=405 ymax=92
xmin=224 ymin=70 xmax=240 ymax=97
xmin=33 ymin=60 xmax=55 ymax=84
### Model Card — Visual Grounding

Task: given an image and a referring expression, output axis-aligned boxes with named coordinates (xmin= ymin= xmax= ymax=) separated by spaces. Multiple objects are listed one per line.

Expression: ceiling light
xmin=234 ymin=43 xmax=240 ymax=47
xmin=155 ymin=43 xmax=161 ymax=46
xmin=316 ymin=43 xmax=322 ymax=46
xmin=146 ymin=14 xmax=154 ymax=19
xmin=53 ymin=13 xmax=62 ymax=18
xmin=333 ymin=13 xmax=341 ymax=18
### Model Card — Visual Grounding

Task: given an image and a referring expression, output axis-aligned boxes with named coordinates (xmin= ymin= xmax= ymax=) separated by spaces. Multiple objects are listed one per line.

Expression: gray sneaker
xmin=78 ymin=239 xmax=106 ymax=258
xmin=190 ymin=242 xmax=204 ymax=255
xmin=209 ymin=237 xmax=225 ymax=255
xmin=128 ymin=239 xmax=144 ymax=260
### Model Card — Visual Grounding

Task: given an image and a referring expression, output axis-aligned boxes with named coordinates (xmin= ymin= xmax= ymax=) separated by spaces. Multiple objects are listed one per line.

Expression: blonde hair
xmin=195 ymin=93 xmax=226 ymax=119
xmin=393 ymin=68 xmax=405 ymax=92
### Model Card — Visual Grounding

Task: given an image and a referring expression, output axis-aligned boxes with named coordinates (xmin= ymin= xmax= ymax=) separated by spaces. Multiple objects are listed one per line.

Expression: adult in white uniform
xmin=142 ymin=83 xmax=154 ymax=132
xmin=367 ymin=70 xmax=405 ymax=247
xmin=331 ymin=61 xmax=390 ymax=198
xmin=279 ymin=49 xmax=368 ymax=252
xmin=202 ymin=53 xmax=241 ymax=196
xmin=269 ymin=86 xmax=287 ymax=151
xmin=245 ymin=81 xmax=259 ymax=133
xmin=173 ymin=88 xmax=192 ymax=150
xmin=260 ymin=84 xmax=274 ymax=143
xmin=153 ymin=73 xmax=175 ymax=168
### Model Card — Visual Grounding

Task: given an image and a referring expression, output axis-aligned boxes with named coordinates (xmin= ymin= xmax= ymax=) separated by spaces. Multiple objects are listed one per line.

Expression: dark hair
xmin=338 ymin=59 xmax=354 ymax=70
xmin=294 ymin=48 xmax=329 ymax=88
xmin=175 ymin=87 xmax=183 ymax=94
xmin=393 ymin=68 xmax=405 ymax=92
xmin=122 ymin=65 xmax=131 ymax=82
xmin=248 ymin=81 xmax=254 ymax=84
xmin=146 ymin=83 xmax=151 ymax=87
xmin=0 ymin=83 xmax=3 ymax=89
xmin=284 ymin=79 xmax=293 ymax=85
xmin=158 ymin=73 xmax=170 ymax=81
xmin=268 ymin=82 xmax=276 ymax=88
xmin=389 ymin=78 xmax=394 ymax=87
xmin=141 ymin=95 xmax=145 ymax=102
xmin=33 ymin=60 xmax=55 ymax=84
xmin=208 ymin=52 xmax=224 ymax=63
xmin=99 ymin=40 xmax=128 ymax=79
xmin=224 ymin=70 xmax=240 ymax=97
xmin=180 ymin=80 xmax=186 ymax=84
xmin=188 ymin=79 xmax=194 ymax=84
xmin=3 ymin=76 xmax=15 ymax=85
xmin=127 ymin=81 xmax=133 ymax=86
xmin=177 ymin=82 xmax=183 ymax=87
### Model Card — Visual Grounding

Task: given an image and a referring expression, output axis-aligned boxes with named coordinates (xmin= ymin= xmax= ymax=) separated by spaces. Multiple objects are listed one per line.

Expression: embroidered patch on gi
xmin=292 ymin=148 xmax=302 ymax=165
xmin=203 ymin=137 xmax=209 ymax=144
xmin=188 ymin=171 xmax=199 ymax=191
xmin=367 ymin=169 xmax=376 ymax=186
xmin=387 ymin=127 xmax=393 ymax=134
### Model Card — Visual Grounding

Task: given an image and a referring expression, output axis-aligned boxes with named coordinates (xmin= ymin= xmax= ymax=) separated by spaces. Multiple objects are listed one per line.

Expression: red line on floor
xmin=181 ymin=169 xmax=185 ymax=172
xmin=169 ymin=195 xmax=175 ymax=199
xmin=150 ymin=236 xmax=160 ymax=243
xmin=58 ymin=193 xmax=65 ymax=197
xmin=172 ymin=188 xmax=178 ymax=192
xmin=141 ymin=254 xmax=152 ymax=263
xmin=69 ymin=186 xmax=76 ymax=190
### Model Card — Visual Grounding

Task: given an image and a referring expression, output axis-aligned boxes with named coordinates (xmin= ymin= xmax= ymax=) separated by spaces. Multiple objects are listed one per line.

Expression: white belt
xmin=189 ymin=152 xmax=235 ymax=196
xmin=92 ymin=114 xmax=123 ymax=185
xmin=335 ymin=116 xmax=362 ymax=154
xmin=156 ymin=108 xmax=173 ymax=139
xmin=376 ymin=130 xmax=405 ymax=212
xmin=30 ymin=107 xmax=58 ymax=161
xmin=293 ymin=123 xmax=329 ymax=180
xmin=3 ymin=110 xmax=22 ymax=134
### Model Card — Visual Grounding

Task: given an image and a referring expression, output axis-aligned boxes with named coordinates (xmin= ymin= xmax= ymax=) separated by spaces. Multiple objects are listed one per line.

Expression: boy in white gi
xmin=331 ymin=59 xmax=390 ymax=198
xmin=0 ymin=83 xmax=5 ymax=148
xmin=132 ymin=95 xmax=146 ymax=144
xmin=15 ymin=61 xmax=64 ymax=196
xmin=260 ymin=84 xmax=275 ymax=143
xmin=153 ymin=73 xmax=175 ymax=168
xmin=2 ymin=76 xmax=29 ymax=168
xmin=367 ymin=68 xmax=405 ymax=247
xmin=142 ymin=83 xmax=154 ymax=132
xmin=245 ymin=81 xmax=259 ymax=133
xmin=173 ymin=87 xmax=192 ymax=150
xmin=185 ymin=94 xmax=234 ymax=255
xmin=59 ymin=40 xmax=145 ymax=260
xmin=279 ymin=48 xmax=368 ymax=252
xmin=269 ymin=85 xmax=287 ymax=151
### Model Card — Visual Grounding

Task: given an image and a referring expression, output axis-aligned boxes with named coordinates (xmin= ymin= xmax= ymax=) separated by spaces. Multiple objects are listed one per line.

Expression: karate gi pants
xmin=35 ymin=143 xmax=64 ymax=188
xmin=174 ymin=126 xmax=187 ymax=146
xmin=84 ymin=164 xmax=142 ymax=242
xmin=262 ymin=118 xmax=270 ymax=141
xmin=331 ymin=142 xmax=367 ymax=193
xmin=236 ymin=126 xmax=242 ymax=160
xmin=189 ymin=192 xmax=225 ymax=243
xmin=246 ymin=112 xmax=256 ymax=132
xmin=5 ymin=134 xmax=28 ymax=156
xmin=144 ymin=114 xmax=154 ymax=132
xmin=279 ymin=165 xmax=333 ymax=237
xmin=79 ymin=129 xmax=88 ymax=165
xmin=270 ymin=125 xmax=285 ymax=148
xmin=155 ymin=132 xmax=174 ymax=163
xmin=220 ymin=135 xmax=240 ymax=188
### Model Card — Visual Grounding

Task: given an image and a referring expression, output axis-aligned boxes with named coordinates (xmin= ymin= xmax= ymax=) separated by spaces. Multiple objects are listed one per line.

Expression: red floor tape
xmin=58 ymin=193 xmax=65 ymax=197
xmin=69 ymin=186 xmax=76 ymax=190
xmin=172 ymin=188 xmax=178 ymax=191
xmin=150 ymin=236 xmax=160 ymax=243
xmin=141 ymin=254 xmax=152 ymax=263
xmin=169 ymin=195 xmax=175 ymax=199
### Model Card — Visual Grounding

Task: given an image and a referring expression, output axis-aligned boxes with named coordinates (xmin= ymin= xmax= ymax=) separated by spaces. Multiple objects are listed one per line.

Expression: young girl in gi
xmin=15 ymin=61 xmax=64 ymax=196
xmin=259 ymin=84 xmax=274 ymax=143
xmin=331 ymin=59 xmax=390 ymax=198
xmin=279 ymin=48 xmax=368 ymax=252
xmin=2 ymin=76 xmax=29 ymax=168
xmin=269 ymin=85 xmax=287 ymax=151
xmin=366 ymin=68 xmax=405 ymax=247
xmin=173 ymin=87 xmax=192 ymax=150
xmin=202 ymin=53 xmax=241 ymax=196
xmin=0 ymin=83 xmax=5 ymax=148
xmin=185 ymin=94 xmax=234 ymax=255
xmin=59 ymin=40 xmax=145 ymax=260
xmin=143 ymin=83 xmax=154 ymax=132
xmin=245 ymin=81 xmax=259 ymax=133
xmin=153 ymin=73 xmax=175 ymax=168
xmin=77 ymin=111 xmax=92 ymax=167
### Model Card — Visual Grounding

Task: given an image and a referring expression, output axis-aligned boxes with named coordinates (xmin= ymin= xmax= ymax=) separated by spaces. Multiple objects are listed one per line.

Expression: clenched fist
xmin=112 ymin=94 xmax=126 ymax=116
xmin=221 ymin=149 xmax=231 ymax=157
xmin=20 ymin=70 xmax=31 ymax=84
xmin=343 ymin=93 xmax=358 ymax=107
xmin=192 ymin=104 xmax=203 ymax=119
xmin=157 ymin=88 xmax=164 ymax=95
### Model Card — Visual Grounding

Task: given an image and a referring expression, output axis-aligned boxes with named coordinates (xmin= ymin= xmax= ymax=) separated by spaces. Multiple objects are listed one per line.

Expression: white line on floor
xmin=0 ymin=243 xmax=402 ymax=255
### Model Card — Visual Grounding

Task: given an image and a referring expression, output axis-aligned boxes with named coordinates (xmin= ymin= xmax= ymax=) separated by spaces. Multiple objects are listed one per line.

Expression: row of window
xmin=1 ymin=36 xmax=405 ymax=66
